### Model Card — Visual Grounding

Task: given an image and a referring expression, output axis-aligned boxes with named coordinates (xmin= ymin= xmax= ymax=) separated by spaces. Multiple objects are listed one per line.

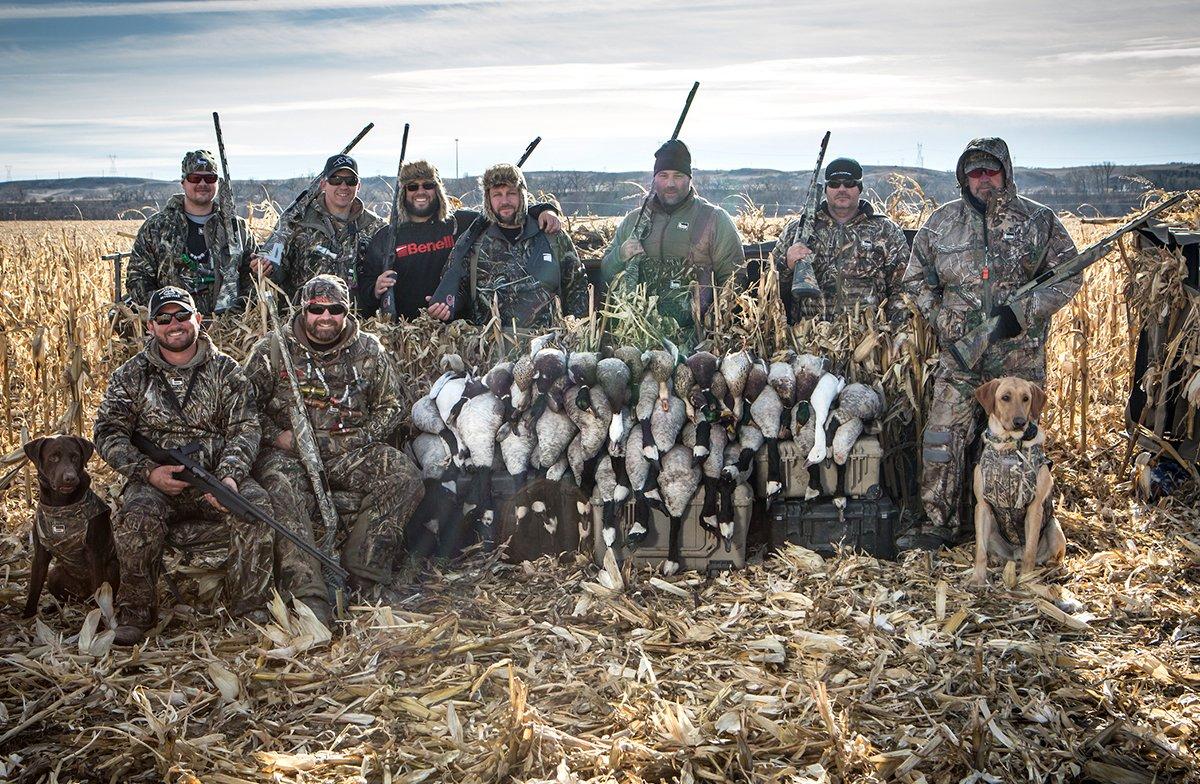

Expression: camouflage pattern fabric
xmin=126 ymin=195 xmax=258 ymax=315
xmin=978 ymin=432 xmax=1053 ymax=547
xmin=245 ymin=315 xmax=420 ymax=590
xmin=36 ymin=490 xmax=114 ymax=598
xmin=111 ymin=479 xmax=274 ymax=628
xmin=274 ymin=197 xmax=383 ymax=304
xmin=182 ymin=150 xmax=217 ymax=175
xmin=451 ymin=218 xmax=588 ymax=329
xmin=902 ymin=137 xmax=1078 ymax=538
xmin=243 ymin=313 xmax=403 ymax=459
xmin=94 ymin=332 xmax=261 ymax=486
xmin=772 ymin=200 xmax=909 ymax=324
xmin=256 ymin=442 xmax=422 ymax=593
xmin=601 ymin=190 xmax=745 ymax=327
xmin=93 ymin=333 xmax=267 ymax=627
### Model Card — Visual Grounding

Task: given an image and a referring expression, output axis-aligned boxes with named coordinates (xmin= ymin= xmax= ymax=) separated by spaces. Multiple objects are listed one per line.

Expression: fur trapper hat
xmin=397 ymin=159 xmax=450 ymax=223
xmin=480 ymin=163 xmax=529 ymax=224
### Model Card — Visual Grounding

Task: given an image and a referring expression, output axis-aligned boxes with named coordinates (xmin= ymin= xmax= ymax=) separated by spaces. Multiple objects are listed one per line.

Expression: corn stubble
xmin=0 ymin=191 xmax=1198 ymax=782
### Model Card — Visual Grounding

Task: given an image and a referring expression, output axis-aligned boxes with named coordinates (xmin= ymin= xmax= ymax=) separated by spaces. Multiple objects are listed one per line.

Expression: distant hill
xmin=2 ymin=162 xmax=1197 ymax=221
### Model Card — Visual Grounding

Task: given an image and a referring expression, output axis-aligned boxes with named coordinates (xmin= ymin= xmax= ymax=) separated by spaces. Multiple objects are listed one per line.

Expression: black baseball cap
xmin=148 ymin=286 xmax=196 ymax=316
xmin=323 ymin=154 xmax=358 ymax=177
xmin=824 ymin=157 xmax=863 ymax=183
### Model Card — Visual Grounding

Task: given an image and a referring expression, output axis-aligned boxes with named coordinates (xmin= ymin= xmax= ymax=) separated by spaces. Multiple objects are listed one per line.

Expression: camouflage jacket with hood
xmin=433 ymin=196 xmax=588 ymax=330
xmin=771 ymin=199 xmax=910 ymax=324
xmin=274 ymin=196 xmax=384 ymax=304
xmin=901 ymin=138 xmax=1078 ymax=369
xmin=94 ymin=332 xmax=261 ymax=485
xmin=127 ymin=194 xmax=258 ymax=315
xmin=601 ymin=189 xmax=745 ymax=327
xmin=243 ymin=312 xmax=403 ymax=460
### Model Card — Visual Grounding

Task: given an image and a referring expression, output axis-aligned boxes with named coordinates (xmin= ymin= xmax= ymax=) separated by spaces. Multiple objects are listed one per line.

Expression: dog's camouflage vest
xmin=979 ymin=430 xmax=1053 ymax=547
xmin=36 ymin=490 xmax=109 ymax=574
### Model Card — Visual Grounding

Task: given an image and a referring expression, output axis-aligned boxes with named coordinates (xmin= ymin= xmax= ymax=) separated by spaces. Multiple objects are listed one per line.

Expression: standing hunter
xmin=601 ymin=140 xmax=745 ymax=330
xmin=897 ymin=137 xmax=1078 ymax=551
xmin=245 ymin=275 xmax=422 ymax=617
xmin=253 ymin=154 xmax=384 ymax=304
xmin=427 ymin=163 xmax=588 ymax=328
xmin=126 ymin=151 xmax=258 ymax=315
xmin=772 ymin=157 xmax=910 ymax=325
xmin=94 ymin=287 xmax=274 ymax=645
xmin=358 ymin=159 xmax=564 ymax=319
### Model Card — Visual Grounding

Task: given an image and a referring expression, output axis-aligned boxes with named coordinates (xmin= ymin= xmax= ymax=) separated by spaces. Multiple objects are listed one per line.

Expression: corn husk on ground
xmin=2 ymin=189 xmax=1200 ymax=781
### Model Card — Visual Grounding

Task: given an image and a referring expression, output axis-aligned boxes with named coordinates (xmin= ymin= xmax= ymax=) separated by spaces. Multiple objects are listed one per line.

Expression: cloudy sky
xmin=1 ymin=0 xmax=1198 ymax=181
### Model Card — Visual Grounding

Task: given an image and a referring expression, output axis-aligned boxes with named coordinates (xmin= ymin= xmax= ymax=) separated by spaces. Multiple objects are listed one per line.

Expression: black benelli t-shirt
xmin=360 ymin=211 xmax=477 ymax=319
xmin=184 ymin=213 xmax=215 ymax=291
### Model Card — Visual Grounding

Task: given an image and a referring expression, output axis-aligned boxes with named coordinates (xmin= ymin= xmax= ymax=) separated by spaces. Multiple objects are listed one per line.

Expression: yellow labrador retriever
xmin=970 ymin=377 xmax=1066 ymax=586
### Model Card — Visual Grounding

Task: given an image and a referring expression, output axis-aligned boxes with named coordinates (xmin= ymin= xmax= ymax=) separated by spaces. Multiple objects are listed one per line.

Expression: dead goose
xmin=565 ymin=383 xmax=613 ymax=510
xmin=837 ymin=382 xmax=884 ymax=422
xmin=791 ymin=353 xmax=827 ymax=401
xmin=792 ymin=418 xmax=822 ymax=500
xmin=591 ymin=447 xmax=622 ymax=549
xmin=805 ymin=372 xmax=846 ymax=465
xmin=720 ymin=350 xmax=752 ymax=420
xmin=623 ymin=425 xmax=654 ymax=547
xmin=510 ymin=353 xmax=535 ymax=414
xmin=498 ymin=411 xmax=537 ymax=520
xmin=659 ymin=444 xmax=702 ymax=576
xmin=684 ymin=422 xmax=727 ymax=537
xmin=750 ymin=375 xmax=785 ymax=501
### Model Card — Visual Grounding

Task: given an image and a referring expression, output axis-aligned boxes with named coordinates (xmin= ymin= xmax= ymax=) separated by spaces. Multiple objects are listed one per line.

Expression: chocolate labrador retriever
xmin=22 ymin=434 xmax=120 ymax=617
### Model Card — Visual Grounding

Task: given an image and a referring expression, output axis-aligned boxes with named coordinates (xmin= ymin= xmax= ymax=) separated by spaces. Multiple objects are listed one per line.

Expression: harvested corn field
xmin=2 ymin=200 xmax=1200 ymax=782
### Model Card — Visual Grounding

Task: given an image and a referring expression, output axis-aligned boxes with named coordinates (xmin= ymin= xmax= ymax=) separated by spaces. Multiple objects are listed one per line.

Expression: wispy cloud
xmin=0 ymin=0 xmax=480 ymax=20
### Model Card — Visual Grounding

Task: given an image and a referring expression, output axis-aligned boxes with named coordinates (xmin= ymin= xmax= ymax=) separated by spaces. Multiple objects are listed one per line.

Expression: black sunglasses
xmin=826 ymin=179 xmax=860 ymax=190
xmin=306 ymin=303 xmax=348 ymax=316
xmin=185 ymin=172 xmax=218 ymax=184
xmin=326 ymin=174 xmax=359 ymax=186
xmin=406 ymin=182 xmax=437 ymax=192
xmin=151 ymin=310 xmax=195 ymax=325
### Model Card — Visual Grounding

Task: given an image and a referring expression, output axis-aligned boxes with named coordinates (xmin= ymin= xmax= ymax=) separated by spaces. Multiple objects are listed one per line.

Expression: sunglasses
xmin=967 ymin=167 xmax=1002 ymax=179
xmin=185 ymin=172 xmax=218 ymax=184
xmin=406 ymin=182 xmax=437 ymax=192
xmin=151 ymin=309 xmax=195 ymax=325
xmin=306 ymin=303 xmax=348 ymax=316
xmin=826 ymin=179 xmax=860 ymax=190
xmin=326 ymin=175 xmax=359 ymax=186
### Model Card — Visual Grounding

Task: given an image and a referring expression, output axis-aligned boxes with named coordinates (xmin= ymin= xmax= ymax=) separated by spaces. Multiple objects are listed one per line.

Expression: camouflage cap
xmin=182 ymin=150 xmax=218 ymax=176
xmin=962 ymin=150 xmax=1002 ymax=173
xmin=301 ymin=274 xmax=350 ymax=306
xmin=148 ymin=285 xmax=197 ymax=316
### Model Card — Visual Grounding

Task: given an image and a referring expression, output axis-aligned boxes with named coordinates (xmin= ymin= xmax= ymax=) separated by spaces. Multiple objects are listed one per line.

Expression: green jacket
xmin=601 ymin=190 xmax=744 ymax=326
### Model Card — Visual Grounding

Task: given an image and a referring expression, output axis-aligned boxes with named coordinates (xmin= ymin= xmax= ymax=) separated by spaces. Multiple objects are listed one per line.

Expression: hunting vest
xmin=979 ymin=431 xmax=1053 ymax=546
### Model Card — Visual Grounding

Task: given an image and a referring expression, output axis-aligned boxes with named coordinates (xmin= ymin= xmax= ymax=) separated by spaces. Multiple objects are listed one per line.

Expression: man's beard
xmin=405 ymin=193 xmax=439 ymax=218
xmin=159 ymin=326 xmax=198 ymax=352
xmin=306 ymin=320 xmax=343 ymax=344
xmin=656 ymin=186 xmax=687 ymax=208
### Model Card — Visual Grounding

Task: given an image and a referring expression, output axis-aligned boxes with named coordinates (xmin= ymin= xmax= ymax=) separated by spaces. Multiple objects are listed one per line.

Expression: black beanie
xmin=824 ymin=157 xmax=862 ymax=182
xmin=654 ymin=139 xmax=692 ymax=176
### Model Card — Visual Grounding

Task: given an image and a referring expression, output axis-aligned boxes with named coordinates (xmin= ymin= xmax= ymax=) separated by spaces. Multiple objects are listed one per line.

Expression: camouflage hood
xmin=397 ymin=160 xmax=451 ymax=224
xmin=955 ymin=137 xmax=1017 ymax=202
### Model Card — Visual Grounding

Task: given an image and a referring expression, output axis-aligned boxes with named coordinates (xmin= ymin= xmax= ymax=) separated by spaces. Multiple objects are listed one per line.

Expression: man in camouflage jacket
xmin=258 ymin=154 xmax=384 ymax=304
xmin=245 ymin=275 xmax=422 ymax=617
xmin=771 ymin=157 xmax=910 ymax=325
xmin=428 ymin=163 xmax=587 ymax=329
xmin=601 ymin=140 xmax=745 ymax=331
xmin=94 ymin=287 xmax=273 ymax=645
xmin=898 ymin=137 xmax=1078 ymax=551
xmin=126 ymin=151 xmax=258 ymax=315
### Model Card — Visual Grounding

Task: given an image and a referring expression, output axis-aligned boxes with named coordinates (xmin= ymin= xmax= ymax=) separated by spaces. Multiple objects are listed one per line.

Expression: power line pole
xmin=916 ymin=142 xmax=924 ymax=170
xmin=108 ymin=155 xmax=118 ymax=176
xmin=455 ymin=138 xmax=459 ymax=180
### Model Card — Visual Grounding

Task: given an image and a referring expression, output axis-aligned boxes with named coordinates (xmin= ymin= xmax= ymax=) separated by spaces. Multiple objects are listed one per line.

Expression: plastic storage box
xmin=592 ymin=484 xmax=752 ymax=573
xmin=755 ymin=435 xmax=884 ymax=500
xmin=769 ymin=496 xmax=899 ymax=560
